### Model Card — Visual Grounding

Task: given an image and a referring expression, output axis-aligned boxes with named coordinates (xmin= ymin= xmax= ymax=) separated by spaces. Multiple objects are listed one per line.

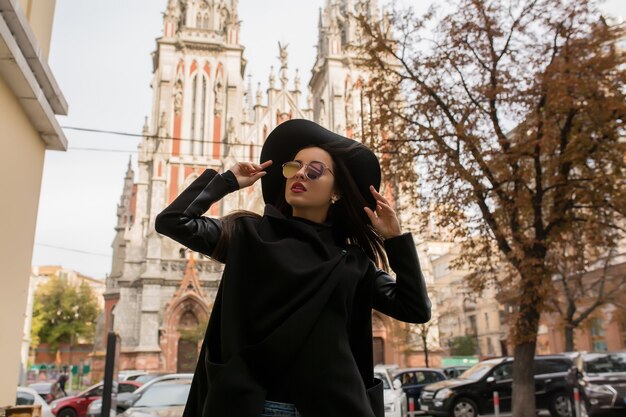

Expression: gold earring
xmin=331 ymin=195 xmax=338 ymax=204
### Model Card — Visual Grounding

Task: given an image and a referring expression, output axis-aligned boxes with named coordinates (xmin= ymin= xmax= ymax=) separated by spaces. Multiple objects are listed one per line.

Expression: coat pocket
xmin=366 ymin=377 xmax=384 ymax=417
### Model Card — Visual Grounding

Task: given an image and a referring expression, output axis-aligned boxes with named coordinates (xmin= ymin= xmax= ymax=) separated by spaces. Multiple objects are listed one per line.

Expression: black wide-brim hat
xmin=260 ymin=119 xmax=381 ymax=209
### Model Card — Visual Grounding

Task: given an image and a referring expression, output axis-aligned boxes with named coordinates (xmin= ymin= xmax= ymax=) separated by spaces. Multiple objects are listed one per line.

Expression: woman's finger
xmin=376 ymin=201 xmax=394 ymax=213
xmin=369 ymin=185 xmax=389 ymax=204
xmin=250 ymin=171 xmax=267 ymax=183
xmin=363 ymin=207 xmax=378 ymax=224
xmin=259 ymin=160 xmax=273 ymax=169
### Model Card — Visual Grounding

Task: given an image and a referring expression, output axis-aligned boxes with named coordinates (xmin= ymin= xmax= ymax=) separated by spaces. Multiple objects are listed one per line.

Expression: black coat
xmin=155 ymin=169 xmax=431 ymax=417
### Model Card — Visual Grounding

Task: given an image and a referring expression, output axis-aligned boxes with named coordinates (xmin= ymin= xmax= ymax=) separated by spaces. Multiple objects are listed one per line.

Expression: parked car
xmin=393 ymin=368 xmax=447 ymax=412
xmin=118 ymin=371 xmax=147 ymax=382
xmin=374 ymin=364 xmax=407 ymax=417
xmin=420 ymin=355 xmax=574 ymax=417
xmin=16 ymin=386 xmax=55 ymax=417
xmin=103 ymin=373 xmax=193 ymax=414
xmin=131 ymin=373 xmax=169 ymax=385
xmin=568 ymin=351 xmax=626 ymax=416
xmin=28 ymin=382 xmax=65 ymax=404
xmin=118 ymin=380 xmax=192 ymax=417
xmin=49 ymin=381 xmax=141 ymax=417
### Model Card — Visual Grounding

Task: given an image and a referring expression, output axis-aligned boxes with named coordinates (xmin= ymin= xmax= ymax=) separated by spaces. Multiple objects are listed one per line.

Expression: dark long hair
xmin=213 ymin=142 xmax=388 ymax=270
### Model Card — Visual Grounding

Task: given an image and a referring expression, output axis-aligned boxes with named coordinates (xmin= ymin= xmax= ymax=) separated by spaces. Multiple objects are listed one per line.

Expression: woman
xmin=155 ymin=119 xmax=431 ymax=417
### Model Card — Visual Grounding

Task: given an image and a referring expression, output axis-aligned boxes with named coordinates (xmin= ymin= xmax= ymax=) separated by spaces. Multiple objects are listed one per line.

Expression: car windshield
xmin=28 ymin=384 xmax=51 ymax=394
xmin=584 ymin=353 xmax=626 ymax=374
xmin=458 ymin=362 xmax=498 ymax=380
xmin=134 ymin=374 xmax=162 ymax=384
xmin=134 ymin=383 xmax=190 ymax=407
xmin=77 ymin=383 xmax=103 ymax=397
xmin=374 ymin=372 xmax=390 ymax=389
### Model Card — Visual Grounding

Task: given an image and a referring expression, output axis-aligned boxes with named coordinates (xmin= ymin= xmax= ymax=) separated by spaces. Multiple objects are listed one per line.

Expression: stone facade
xmin=94 ymin=0 xmax=442 ymax=377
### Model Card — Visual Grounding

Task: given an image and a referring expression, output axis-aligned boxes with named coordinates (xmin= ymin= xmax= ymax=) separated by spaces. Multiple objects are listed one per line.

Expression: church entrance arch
xmin=177 ymin=310 xmax=202 ymax=372
xmin=162 ymin=294 xmax=210 ymax=373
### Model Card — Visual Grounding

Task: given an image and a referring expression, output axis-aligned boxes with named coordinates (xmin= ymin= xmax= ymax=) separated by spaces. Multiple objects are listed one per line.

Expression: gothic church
xmin=97 ymin=0 xmax=430 ymax=376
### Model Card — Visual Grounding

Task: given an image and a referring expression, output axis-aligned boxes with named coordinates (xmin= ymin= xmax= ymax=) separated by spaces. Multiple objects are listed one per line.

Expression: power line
xmin=35 ymin=243 xmax=112 ymax=258
xmin=62 ymin=125 xmax=414 ymax=157
xmin=62 ymin=125 xmax=264 ymax=147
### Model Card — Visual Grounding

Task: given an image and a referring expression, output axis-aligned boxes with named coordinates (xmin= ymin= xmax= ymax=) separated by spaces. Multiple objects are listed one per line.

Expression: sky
xmin=32 ymin=0 xmax=626 ymax=280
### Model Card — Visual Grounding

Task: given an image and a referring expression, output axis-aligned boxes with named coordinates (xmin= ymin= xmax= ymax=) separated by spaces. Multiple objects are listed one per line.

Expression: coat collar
xmin=263 ymin=204 xmax=337 ymax=247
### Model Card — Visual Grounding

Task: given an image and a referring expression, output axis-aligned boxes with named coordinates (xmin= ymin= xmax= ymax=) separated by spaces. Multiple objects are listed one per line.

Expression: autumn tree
xmin=31 ymin=275 xmax=101 ymax=352
xmin=355 ymin=1 xmax=626 ymax=416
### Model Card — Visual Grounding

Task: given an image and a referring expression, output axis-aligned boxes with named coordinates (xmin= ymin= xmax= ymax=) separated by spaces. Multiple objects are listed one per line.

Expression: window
xmin=468 ymin=315 xmax=477 ymax=335
xmin=200 ymin=76 xmax=207 ymax=144
xmin=590 ymin=318 xmax=608 ymax=352
xmin=487 ymin=337 xmax=494 ymax=355
xmin=119 ymin=383 xmax=138 ymax=393
xmin=398 ymin=372 xmax=416 ymax=386
xmin=534 ymin=359 xmax=571 ymax=375
xmin=491 ymin=363 xmax=512 ymax=381
xmin=87 ymin=386 xmax=104 ymax=397
xmin=16 ymin=391 xmax=35 ymax=406
xmin=191 ymin=75 xmax=198 ymax=139
xmin=484 ymin=312 xmax=490 ymax=330
xmin=423 ymin=371 xmax=444 ymax=383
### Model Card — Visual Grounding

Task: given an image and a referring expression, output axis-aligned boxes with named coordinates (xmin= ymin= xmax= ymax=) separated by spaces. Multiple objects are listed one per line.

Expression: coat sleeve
xmin=154 ymin=169 xmax=239 ymax=262
xmin=370 ymin=233 xmax=432 ymax=323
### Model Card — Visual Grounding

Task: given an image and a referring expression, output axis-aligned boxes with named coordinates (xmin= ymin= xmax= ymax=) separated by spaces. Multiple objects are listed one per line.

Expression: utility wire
xmin=62 ymin=125 xmax=264 ymax=147
xmin=35 ymin=243 xmax=112 ymax=258
xmin=62 ymin=125 xmax=414 ymax=157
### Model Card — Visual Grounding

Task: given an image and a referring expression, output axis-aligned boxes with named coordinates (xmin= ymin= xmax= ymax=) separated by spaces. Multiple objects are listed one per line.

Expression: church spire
xmin=162 ymin=0 xmax=241 ymax=45
xmin=115 ymin=157 xmax=135 ymax=229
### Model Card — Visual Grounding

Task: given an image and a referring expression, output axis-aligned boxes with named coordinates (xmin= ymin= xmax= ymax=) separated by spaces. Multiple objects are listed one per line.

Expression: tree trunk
xmin=511 ymin=268 xmax=543 ymax=417
xmin=512 ymin=341 xmax=537 ymax=417
xmin=422 ymin=332 xmax=430 ymax=367
xmin=564 ymin=324 xmax=575 ymax=352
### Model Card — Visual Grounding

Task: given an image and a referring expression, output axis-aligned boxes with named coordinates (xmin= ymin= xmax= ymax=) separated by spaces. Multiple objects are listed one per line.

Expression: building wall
xmin=0 ymin=74 xmax=46 ymax=405
xmin=34 ymin=343 xmax=93 ymax=366
xmin=1 ymin=0 xmax=66 ymax=404
xmin=18 ymin=0 xmax=57 ymax=58
xmin=538 ymin=304 xmax=626 ymax=354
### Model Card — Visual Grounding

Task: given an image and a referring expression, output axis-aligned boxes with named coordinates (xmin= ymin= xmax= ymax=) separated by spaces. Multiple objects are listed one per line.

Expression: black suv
xmin=419 ymin=355 xmax=573 ymax=417
xmin=568 ymin=351 xmax=626 ymax=416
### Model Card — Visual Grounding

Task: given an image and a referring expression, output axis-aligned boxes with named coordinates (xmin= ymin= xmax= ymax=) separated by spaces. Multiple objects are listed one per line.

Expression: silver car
xmin=118 ymin=380 xmax=191 ymax=417
xmin=87 ymin=374 xmax=193 ymax=417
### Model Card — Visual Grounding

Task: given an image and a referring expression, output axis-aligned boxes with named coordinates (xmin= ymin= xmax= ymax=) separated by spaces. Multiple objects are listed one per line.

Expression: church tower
xmin=103 ymin=0 xmax=251 ymax=373
xmin=309 ymin=0 xmax=380 ymax=138
xmin=95 ymin=0 xmax=438 ymax=378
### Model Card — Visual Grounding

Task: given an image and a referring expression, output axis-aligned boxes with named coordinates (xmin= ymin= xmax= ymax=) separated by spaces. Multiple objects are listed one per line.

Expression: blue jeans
xmin=261 ymin=400 xmax=302 ymax=417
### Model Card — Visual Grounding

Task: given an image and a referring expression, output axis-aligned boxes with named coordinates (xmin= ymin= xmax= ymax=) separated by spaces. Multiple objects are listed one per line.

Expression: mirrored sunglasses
xmin=282 ymin=160 xmax=334 ymax=180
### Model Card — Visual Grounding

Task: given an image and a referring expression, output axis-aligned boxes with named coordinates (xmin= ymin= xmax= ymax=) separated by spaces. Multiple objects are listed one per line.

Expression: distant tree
xmin=413 ymin=320 xmax=439 ymax=367
xmin=548 ymin=239 xmax=626 ymax=351
xmin=356 ymin=1 xmax=626 ymax=415
xmin=31 ymin=275 xmax=101 ymax=352
xmin=450 ymin=336 xmax=478 ymax=356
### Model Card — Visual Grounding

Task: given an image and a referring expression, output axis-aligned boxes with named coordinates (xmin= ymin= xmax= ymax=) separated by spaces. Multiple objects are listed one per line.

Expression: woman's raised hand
xmin=364 ymin=185 xmax=402 ymax=240
xmin=230 ymin=160 xmax=273 ymax=189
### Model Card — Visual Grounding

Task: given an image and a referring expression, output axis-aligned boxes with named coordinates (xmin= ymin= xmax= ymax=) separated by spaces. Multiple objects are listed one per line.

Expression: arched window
xmin=196 ymin=11 xmax=209 ymax=29
xmin=191 ymin=74 xmax=198 ymax=140
xmin=200 ymin=76 xmax=207 ymax=146
xmin=180 ymin=310 xmax=199 ymax=329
